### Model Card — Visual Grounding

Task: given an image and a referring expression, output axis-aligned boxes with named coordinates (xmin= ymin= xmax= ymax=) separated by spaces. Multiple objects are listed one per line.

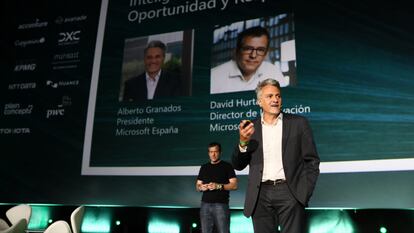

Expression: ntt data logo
xmin=14 ymin=37 xmax=46 ymax=48
xmin=8 ymin=82 xmax=37 ymax=90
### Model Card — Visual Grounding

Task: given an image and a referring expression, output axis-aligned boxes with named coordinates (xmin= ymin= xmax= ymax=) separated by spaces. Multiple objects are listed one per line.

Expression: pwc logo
xmin=14 ymin=63 xmax=37 ymax=72
xmin=58 ymin=31 xmax=81 ymax=45
xmin=46 ymin=108 xmax=65 ymax=118
xmin=45 ymin=96 xmax=71 ymax=119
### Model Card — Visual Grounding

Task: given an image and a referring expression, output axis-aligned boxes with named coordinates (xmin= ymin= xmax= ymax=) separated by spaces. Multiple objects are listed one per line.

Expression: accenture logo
xmin=17 ymin=18 xmax=48 ymax=30
xmin=14 ymin=37 xmax=46 ymax=47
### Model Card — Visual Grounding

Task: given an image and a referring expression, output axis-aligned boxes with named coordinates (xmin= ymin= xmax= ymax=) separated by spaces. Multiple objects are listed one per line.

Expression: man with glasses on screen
xmin=196 ymin=142 xmax=238 ymax=233
xmin=123 ymin=40 xmax=182 ymax=101
xmin=210 ymin=26 xmax=288 ymax=94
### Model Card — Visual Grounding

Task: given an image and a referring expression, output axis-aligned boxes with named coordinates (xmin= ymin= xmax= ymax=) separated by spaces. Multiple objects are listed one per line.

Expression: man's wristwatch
xmin=239 ymin=140 xmax=249 ymax=147
xmin=216 ymin=184 xmax=223 ymax=190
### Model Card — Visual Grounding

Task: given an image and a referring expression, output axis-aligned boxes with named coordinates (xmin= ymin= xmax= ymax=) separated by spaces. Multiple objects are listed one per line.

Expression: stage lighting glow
xmin=27 ymin=206 xmax=51 ymax=230
xmin=81 ymin=209 xmax=111 ymax=233
xmin=147 ymin=218 xmax=179 ymax=233
xmin=380 ymin=227 xmax=387 ymax=233
xmin=115 ymin=220 xmax=121 ymax=226
xmin=192 ymin=223 xmax=197 ymax=228
xmin=48 ymin=219 xmax=53 ymax=223
xmin=230 ymin=212 xmax=254 ymax=233
xmin=309 ymin=210 xmax=355 ymax=233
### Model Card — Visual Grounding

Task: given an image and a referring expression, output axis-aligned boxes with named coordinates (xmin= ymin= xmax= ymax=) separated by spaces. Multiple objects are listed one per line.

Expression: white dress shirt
xmin=210 ymin=60 xmax=288 ymax=94
xmin=261 ymin=113 xmax=285 ymax=181
xmin=146 ymin=70 xmax=161 ymax=100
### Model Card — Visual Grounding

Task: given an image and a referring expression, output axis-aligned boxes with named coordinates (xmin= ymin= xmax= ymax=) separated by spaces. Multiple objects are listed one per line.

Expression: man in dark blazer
xmin=232 ymin=78 xmax=320 ymax=233
xmin=123 ymin=40 xmax=181 ymax=101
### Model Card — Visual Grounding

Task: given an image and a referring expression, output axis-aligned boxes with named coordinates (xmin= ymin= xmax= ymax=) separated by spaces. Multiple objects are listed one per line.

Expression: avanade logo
xmin=55 ymin=15 xmax=87 ymax=24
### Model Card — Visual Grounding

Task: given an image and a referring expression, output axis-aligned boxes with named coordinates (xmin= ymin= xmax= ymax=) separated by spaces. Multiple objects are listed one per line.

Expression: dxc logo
xmin=58 ymin=31 xmax=80 ymax=43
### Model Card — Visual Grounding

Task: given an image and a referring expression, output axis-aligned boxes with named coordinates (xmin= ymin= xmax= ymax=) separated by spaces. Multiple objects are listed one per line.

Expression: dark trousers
xmin=252 ymin=183 xmax=305 ymax=233
xmin=200 ymin=202 xmax=230 ymax=233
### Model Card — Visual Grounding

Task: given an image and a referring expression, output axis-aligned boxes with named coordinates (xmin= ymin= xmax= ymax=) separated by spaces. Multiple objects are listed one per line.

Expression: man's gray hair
xmin=144 ymin=40 xmax=166 ymax=57
xmin=255 ymin=78 xmax=281 ymax=99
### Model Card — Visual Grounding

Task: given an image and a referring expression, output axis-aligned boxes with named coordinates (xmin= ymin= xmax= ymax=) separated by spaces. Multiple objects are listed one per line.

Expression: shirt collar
xmin=261 ymin=112 xmax=283 ymax=126
xmin=145 ymin=70 xmax=161 ymax=82
xmin=228 ymin=60 xmax=265 ymax=82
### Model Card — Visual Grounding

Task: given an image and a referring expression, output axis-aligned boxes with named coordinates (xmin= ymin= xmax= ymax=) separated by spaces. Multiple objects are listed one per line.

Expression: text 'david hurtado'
xmin=209 ymin=97 xmax=312 ymax=132
xmin=209 ymin=98 xmax=258 ymax=132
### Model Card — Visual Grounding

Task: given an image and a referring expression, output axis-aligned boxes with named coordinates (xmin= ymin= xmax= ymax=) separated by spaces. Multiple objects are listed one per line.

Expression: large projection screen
xmin=1 ymin=0 xmax=414 ymax=208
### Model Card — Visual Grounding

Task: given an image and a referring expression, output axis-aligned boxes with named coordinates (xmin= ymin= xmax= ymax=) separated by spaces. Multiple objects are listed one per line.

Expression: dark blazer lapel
xmin=139 ymin=74 xmax=148 ymax=99
xmin=282 ymin=114 xmax=291 ymax=156
xmin=153 ymin=71 xmax=167 ymax=98
xmin=256 ymin=119 xmax=263 ymax=163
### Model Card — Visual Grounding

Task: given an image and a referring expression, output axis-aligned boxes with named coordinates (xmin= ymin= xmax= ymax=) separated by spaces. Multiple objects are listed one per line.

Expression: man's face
xmin=257 ymin=84 xmax=282 ymax=117
xmin=236 ymin=35 xmax=269 ymax=77
xmin=208 ymin=146 xmax=221 ymax=164
xmin=144 ymin=47 xmax=164 ymax=76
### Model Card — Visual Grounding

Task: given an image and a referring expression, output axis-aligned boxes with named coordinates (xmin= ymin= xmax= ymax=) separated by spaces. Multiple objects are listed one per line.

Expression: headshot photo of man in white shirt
xmin=210 ymin=25 xmax=290 ymax=94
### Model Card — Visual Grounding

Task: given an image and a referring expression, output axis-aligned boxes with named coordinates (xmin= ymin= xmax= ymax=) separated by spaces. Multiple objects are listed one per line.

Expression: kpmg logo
xmin=58 ymin=31 xmax=81 ymax=45
xmin=14 ymin=63 xmax=37 ymax=72
xmin=14 ymin=37 xmax=46 ymax=48
xmin=55 ymin=15 xmax=87 ymax=24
